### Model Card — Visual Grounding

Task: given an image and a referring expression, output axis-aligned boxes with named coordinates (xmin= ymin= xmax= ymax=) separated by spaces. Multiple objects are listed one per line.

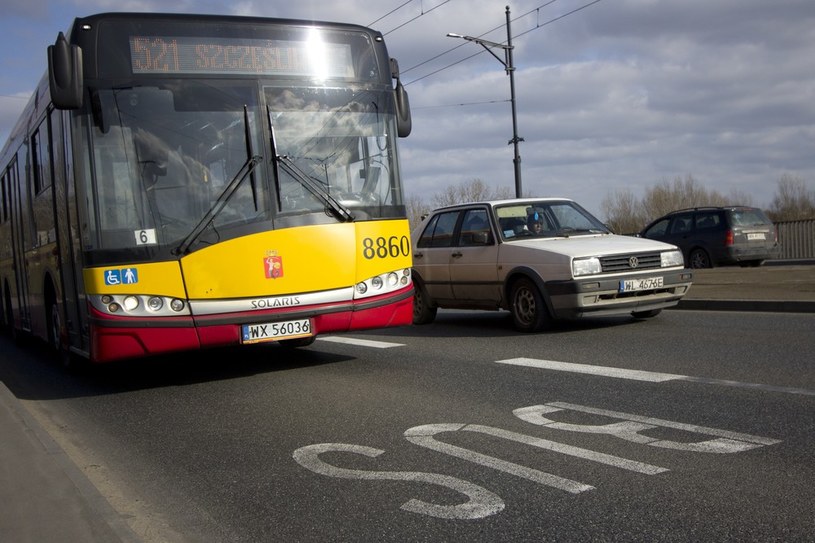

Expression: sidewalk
xmin=676 ymin=263 xmax=815 ymax=312
xmin=0 ymin=383 xmax=139 ymax=543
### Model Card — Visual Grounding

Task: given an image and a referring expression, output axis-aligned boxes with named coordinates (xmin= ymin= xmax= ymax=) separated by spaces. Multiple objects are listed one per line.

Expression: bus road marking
xmin=292 ymin=443 xmax=504 ymax=520
xmin=317 ymin=337 xmax=404 ymax=348
xmin=514 ymin=403 xmax=781 ymax=454
xmin=496 ymin=358 xmax=815 ymax=396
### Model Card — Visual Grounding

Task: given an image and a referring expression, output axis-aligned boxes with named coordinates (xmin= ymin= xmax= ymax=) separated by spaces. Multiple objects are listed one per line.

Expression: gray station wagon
xmin=639 ymin=206 xmax=780 ymax=268
xmin=411 ymin=198 xmax=694 ymax=332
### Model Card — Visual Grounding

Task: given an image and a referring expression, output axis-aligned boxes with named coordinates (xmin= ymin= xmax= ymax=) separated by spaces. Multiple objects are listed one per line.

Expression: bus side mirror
xmin=390 ymin=58 xmax=412 ymax=138
xmin=48 ymin=32 xmax=83 ymax=109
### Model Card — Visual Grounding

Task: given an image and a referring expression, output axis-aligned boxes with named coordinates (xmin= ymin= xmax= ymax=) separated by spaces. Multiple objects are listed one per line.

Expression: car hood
xmin=505 ymin=234 xmax=678 ymax=258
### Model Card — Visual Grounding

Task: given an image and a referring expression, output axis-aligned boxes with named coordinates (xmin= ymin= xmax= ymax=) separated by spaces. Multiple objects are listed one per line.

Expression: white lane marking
xmin=514 ymin=403 xmax=780 ymax=453
xmin=292 ymin=442 xmax=504 ymax=519
xmin=496 ymin=358 xmax=815 ymax=396
xmin=317 ymin=336 xmax=404 ymax=348
xmin=496 ymin=358 xmax=684 ymax=382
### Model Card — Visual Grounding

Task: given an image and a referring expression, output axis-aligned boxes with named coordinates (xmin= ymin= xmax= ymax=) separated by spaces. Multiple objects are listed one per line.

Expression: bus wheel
xmin=47 ymin=299 xmax=61 ymax=353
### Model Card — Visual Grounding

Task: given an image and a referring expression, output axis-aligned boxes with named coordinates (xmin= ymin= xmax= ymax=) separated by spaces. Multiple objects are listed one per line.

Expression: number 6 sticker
xmin=135 ymin=228 xmax=158 ymax=246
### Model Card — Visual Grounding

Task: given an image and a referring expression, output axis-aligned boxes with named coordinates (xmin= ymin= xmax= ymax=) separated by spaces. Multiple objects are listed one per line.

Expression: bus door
xmin=50 ymin=108 xmax=86 ymax=351
xmin=9 ymin=151 xmax=32 ymax=332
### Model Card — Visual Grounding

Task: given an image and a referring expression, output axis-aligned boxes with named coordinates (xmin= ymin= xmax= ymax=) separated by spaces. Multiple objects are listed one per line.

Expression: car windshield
xmin=496 ymin=200 xmax=610 ymax=241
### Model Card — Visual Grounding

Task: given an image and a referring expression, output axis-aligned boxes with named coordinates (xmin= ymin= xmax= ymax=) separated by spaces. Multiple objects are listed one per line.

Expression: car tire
xmin=689 ymin=248 xmax=711 ymax=269
xmin=412 ymin=279 xmax=437 ymax=325
xmin=509 ymin=277 xmax=551 ymax=333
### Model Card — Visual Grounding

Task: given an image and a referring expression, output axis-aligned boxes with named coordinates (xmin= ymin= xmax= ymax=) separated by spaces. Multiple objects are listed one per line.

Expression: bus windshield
xmin=266 ymin=86 xmax=402 ymax=218
xmin=84 ymin=82 xmax=266 ymax=253
xmin=81 ymin=82 xmax=404 ymax=255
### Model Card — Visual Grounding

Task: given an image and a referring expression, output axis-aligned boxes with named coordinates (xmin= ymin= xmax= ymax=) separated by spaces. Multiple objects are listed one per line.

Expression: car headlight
xmin=573 ymin=257 xmax=602 ymax=277
xmin=661 ymin=249 xmax=684 ymax=268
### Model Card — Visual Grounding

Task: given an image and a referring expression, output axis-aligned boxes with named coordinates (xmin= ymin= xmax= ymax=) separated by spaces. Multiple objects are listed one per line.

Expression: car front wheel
xmin=510 ymin=277 xmax=551 ymax=333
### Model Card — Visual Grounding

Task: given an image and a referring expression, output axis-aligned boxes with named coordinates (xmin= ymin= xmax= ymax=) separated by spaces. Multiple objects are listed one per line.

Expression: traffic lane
xmin=3 ymin=314 xmax=814 ymax=542
xmin=290 ymin=331 xmax=814 ymax=540
xmin=372 ymin=308 xmax=815 ymax=391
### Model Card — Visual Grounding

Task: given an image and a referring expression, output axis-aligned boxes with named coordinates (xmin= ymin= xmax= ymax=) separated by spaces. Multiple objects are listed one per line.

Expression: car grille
xmin=600 ymin=252 xmax=663 ymax=273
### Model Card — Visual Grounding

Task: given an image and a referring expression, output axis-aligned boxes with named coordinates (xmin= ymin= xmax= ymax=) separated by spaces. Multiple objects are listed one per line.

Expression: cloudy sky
xmin=1 ymin=0 xmax=813 ymax=217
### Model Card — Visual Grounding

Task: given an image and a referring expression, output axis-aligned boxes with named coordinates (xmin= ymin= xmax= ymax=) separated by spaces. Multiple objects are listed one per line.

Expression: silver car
xmin=411 ymin=198 xmax=693 ymax=331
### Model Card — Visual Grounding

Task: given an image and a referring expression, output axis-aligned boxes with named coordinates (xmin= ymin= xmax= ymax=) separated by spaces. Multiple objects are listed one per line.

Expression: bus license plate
xmin=619 ymin=276 xmax=664 ymax=293
xmin=241 ymin=319 xmax=312 ymax=344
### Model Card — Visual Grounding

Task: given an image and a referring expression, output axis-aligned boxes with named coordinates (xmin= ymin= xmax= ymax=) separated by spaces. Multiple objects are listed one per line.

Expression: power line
xmin=403 ymin=0 xmax=604 ymax=86
xmin=412 ymin=99 xmax=510 ymax=110
xmin=379 ymin=0 xmax=453 ymax=36
xmin=401 ymin=0 xmax=559 ymax=77
xmin=368 ymin=0 xmax=415 ymax=27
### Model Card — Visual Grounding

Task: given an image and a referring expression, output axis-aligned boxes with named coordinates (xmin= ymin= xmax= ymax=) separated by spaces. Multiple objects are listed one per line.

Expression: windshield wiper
xmin=268 ymin=107 xmax=354 ymax=223
xmin=174 ymin=154 xmax=262 ymax=255
xmin=175 ymin=106 xmax=262 ymax=255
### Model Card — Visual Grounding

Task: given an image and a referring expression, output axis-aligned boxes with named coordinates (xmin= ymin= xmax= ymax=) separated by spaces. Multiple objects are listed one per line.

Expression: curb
xmin=675 ymin=299 xmax=815 ymax=313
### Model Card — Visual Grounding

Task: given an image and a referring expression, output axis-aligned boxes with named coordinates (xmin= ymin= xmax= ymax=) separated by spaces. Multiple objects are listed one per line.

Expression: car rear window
xmin=729 ymin=208 xmax=772 ymax=227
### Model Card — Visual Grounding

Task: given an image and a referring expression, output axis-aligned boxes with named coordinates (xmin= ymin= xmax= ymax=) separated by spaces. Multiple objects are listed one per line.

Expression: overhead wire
xmin=402 ymin=0 xmax=605 ymax=87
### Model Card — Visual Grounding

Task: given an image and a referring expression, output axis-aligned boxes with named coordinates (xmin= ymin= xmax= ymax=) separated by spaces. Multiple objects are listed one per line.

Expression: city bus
xmin=0 ymin=12 xmax=414 ymax=364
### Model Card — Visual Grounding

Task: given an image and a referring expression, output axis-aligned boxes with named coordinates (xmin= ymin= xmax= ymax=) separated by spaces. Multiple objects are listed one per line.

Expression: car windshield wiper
xmin=174 ymin=106 xmax=262 ymax=255
xmin=268 ymin=107 xmax=354 ymax=223
xmin=557 ymin=228 xmax=607 ymax=237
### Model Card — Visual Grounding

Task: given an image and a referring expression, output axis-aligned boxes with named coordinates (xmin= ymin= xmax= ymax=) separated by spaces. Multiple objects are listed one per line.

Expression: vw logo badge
xmin=628 ymin=256 xmax=639 ymax=268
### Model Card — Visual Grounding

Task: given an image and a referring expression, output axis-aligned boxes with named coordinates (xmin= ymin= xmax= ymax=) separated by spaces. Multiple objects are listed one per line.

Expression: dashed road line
xmin=317 ymin=337 xmax=404 ymax=348
xmin=496 ymin=358 xmax=815 ymax=396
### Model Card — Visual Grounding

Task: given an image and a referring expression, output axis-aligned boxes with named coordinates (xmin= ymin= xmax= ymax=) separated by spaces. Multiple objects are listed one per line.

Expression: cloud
xmin=1 ymin=0 xmax=813 ymax=217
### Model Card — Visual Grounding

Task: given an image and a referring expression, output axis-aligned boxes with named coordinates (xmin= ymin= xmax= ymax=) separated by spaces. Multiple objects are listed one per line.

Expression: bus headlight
xmin=354 ymin=268 xmax=413 ymax=299
xmin=89 ymin=294 xmax=190 ymax=316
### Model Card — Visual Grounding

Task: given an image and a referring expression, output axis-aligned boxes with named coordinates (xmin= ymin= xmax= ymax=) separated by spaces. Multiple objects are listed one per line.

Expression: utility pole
xmin=448 ymin=5 xmax=524 ymax=198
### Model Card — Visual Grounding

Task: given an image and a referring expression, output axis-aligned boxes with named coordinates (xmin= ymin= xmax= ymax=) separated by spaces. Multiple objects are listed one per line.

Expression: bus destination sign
xmin=129 ymin=36 xmax=354 ymax=78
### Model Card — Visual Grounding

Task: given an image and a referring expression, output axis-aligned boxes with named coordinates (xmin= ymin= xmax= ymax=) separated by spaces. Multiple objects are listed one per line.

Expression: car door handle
xmin=414 ymin=252 xmax=424 ymax=259
xmin=451 ymin=251 xmax=463 ymax=258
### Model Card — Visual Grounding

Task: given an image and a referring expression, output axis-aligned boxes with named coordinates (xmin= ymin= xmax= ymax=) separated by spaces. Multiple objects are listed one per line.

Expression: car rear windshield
xmin=729 ymin=208 xmax=772 ymax=227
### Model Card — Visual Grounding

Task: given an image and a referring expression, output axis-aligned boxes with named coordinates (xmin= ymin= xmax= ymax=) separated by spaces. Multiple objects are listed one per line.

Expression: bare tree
xmin=767 ymin=174 xmax=815 ymax=221
xmin=430 ymin=178 xmax=512 ymax=208
xmin=406 ymin=179 xmax=514 ymax=232
xmin=405 ymin=193 xmax=431 ymax=233
xmin=601 ymin=174 xmax=760 ymax=231
xmin=600 ymin=189 xmax=647 ymax=234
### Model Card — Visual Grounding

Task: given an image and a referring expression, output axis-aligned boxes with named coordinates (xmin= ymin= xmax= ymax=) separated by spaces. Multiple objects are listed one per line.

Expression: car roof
xmin=428 ymin=197 xmax=575 ymax=213
xmin=663 ymin=205 xmax=759 ymax=215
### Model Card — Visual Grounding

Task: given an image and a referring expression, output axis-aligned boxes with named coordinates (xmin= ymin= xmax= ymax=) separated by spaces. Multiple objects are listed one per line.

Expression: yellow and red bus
xmin=0 ymin=12 xmax=414 ymax=364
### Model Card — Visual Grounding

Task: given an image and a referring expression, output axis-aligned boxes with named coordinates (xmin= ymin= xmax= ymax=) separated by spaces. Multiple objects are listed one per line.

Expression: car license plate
xmin=747 ymin=232 xmax=766 ymax=240
xmin=619 ymin=276 xmax=664 ymax=292
xmin=241 ymin=319 xmax=312 ymax=344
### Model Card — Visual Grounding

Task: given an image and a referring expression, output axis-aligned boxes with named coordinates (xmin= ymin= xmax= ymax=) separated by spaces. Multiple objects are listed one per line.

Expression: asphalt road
xmin=2 ymin=306 xmax=814 ymax=542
